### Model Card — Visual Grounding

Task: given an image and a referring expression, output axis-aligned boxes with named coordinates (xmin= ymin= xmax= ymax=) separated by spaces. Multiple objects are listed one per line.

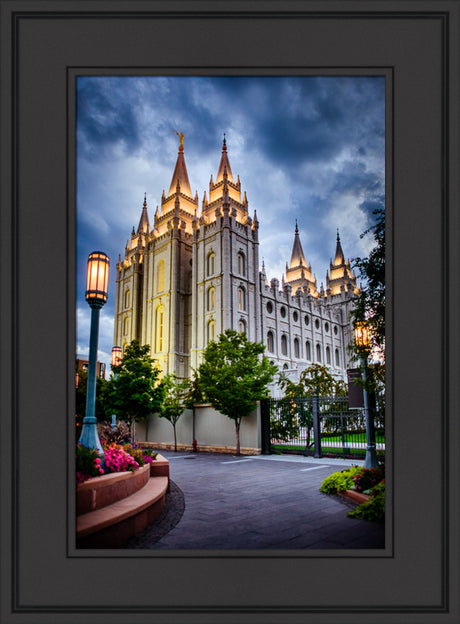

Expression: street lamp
xmin=78 ymin=252 xmax=110 ymax=454
xmin=354 ymin=321 xmax=378 ymax=469
xmin=110 ymin=346 xmax=122 ymax=429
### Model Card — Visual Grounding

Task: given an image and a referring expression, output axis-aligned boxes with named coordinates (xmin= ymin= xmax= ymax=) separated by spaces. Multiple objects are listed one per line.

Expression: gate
xmin=261 ymin=396 xmax=385 ymax=459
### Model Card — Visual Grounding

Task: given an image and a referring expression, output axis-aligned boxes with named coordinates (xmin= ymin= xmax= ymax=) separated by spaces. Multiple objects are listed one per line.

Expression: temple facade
xmin=113 ymin=137 xmax=359 ymax=384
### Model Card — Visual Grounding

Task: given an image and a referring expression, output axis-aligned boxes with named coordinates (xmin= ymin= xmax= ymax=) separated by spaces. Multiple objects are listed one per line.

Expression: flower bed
xmin=76 ymin=442 xmax=158 ymax=485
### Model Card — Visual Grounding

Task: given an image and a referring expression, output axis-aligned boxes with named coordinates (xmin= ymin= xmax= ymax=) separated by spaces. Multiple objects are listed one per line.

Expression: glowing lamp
xmin=354 ymin=321 xmax=370 ymax=352
xmin=85 ymin=252 xmax=109 ymax=307
xmin=111 ymin=346 xmax=122 ymax=368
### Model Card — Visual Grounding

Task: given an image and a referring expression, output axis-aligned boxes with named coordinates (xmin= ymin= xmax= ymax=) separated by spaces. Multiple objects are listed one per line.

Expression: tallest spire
xmin=168 ymin=131 xmax=192 ymax=197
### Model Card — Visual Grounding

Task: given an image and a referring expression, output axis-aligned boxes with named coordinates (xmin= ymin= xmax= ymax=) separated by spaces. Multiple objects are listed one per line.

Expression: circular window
xmin=266 ymin=301 xmax=273 ymax=314
xmin=304 ymin=315 xmax=309 ymax=326
xmin=334 ymin=325 xmax=338 ymax=335
xmin=315 ymin=319 xmax=320 ymax=329
xmin=325 ymin=322 xmax=329 ymax=332
xmin=280 ymin=306 xmax=286 ymax=318
xmin=293 ymin=310 xmax=298 ymax=322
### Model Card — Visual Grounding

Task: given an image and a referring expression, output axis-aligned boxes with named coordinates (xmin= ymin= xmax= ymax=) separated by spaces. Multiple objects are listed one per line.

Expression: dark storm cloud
xmin=77 ymin=78 xmax=143 ymax=157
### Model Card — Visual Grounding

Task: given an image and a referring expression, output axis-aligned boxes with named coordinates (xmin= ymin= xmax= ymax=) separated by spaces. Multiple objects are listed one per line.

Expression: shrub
xmin=348 ymin=479 xmax=385 ymax=522
xmin=320 ymin=466 xmax=362 ymax=494
xmin=97 ymin=421 xmax=131 ymax=445
xmin=352 ymin=466 xmax=385 ymax=494
xmin=76 ymin=444 xmax=104 ymax=484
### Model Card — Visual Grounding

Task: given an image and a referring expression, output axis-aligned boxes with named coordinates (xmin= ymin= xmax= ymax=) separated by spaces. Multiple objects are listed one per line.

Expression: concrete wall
xmin=135 ymin=403 xmax=261 ymax=454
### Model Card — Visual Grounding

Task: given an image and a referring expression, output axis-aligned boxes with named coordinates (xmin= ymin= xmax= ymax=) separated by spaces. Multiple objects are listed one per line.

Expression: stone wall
xmin=135 ymin=402 xmax=261 ymax=454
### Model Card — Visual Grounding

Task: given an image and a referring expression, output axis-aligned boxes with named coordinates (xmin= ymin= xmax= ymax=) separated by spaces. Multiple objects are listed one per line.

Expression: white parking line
xmin=221 ymin=459 xmax=254 ymax=464
xmin=299 ymin=465 xmax=330 ymax=472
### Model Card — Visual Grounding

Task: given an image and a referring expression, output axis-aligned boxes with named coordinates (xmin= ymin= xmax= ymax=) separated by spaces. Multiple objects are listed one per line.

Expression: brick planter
xmin=76 ymin=455 xmax=169 ymax=548
xmin=338 ymin=489 xmax=370 ymax=505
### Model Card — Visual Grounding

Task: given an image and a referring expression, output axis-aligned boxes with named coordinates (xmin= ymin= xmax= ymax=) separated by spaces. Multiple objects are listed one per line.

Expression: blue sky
xmin=76 ymin=75 xmax=385 ymax=374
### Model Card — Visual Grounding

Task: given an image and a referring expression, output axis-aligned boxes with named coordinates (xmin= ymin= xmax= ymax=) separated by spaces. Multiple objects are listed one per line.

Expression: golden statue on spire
xmin=174 ymin=130 xmax=184 ymax=147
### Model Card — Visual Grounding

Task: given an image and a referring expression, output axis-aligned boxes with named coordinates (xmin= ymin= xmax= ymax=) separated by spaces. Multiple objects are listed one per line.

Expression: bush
xmin=97 ymin=421 xmax=131 ymax=445
xmin=348 ymin=480 xmax=385 ymax=522
xmin=76 ymin=444 xmax=104 ymax=484
xmin=320 ymin=466 xmax=362 ymax=494
xmin=352 ymin=466 xmax=385 ymax=494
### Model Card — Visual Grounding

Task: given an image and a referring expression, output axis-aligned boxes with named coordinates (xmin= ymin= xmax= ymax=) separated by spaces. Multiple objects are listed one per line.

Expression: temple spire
xmin=333 ymin=228 xmax=345 ymax=266
xmin=168 ymin=131 xmax=193 ymax=197
xmin=216 ymin=133 xmax=234 ymax=184
xmin=289 ymin=221 xmax=307 ymax=268
xmin=137 ymin=192 xmax=150 ymax=235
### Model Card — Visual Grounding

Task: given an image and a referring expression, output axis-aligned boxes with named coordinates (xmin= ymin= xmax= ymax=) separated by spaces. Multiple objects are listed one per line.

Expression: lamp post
xmin=354 ymin=321 xmax=378 ymax=469
xmin=78 ymin=252 xmax=109 ymax=454
xmin=110 ymin=346 xmax=122 ymax=429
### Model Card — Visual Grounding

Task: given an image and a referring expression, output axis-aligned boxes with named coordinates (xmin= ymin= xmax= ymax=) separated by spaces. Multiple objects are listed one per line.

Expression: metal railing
xmin=261 ymin=396 xmax=385 ymax=459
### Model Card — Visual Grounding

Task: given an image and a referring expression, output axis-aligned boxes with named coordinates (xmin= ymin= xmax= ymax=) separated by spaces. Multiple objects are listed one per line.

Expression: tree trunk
xmin=173 ymin=423 xmax=177 ymax=452
xmin=235 ymin=420 xmax=241 ymax=456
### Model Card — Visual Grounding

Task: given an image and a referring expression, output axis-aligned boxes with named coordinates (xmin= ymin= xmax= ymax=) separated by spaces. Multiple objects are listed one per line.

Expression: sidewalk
xmin=123 ymin=451 xmax=385 ymax=550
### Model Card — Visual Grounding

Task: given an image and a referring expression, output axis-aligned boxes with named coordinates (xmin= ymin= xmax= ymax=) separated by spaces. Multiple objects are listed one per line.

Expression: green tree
xmin=352 ymin=206 xmax=385 ymax=356
xmin=277 ymin=364 xmax=348 ymax=446
xmin=197 ymin=329 xmax=277 ymax=455
xmin=351 ymin=206 xmax=386 ymax=420
xmin=158 ymin=373 xmax=190 ymax=452
xmin=106 ymin=340 xmax=164 ymax=438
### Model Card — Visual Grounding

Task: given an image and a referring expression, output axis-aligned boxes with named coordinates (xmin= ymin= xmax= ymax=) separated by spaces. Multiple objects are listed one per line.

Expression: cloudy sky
xmin=76 ymin=75 xmax=385 ymax=373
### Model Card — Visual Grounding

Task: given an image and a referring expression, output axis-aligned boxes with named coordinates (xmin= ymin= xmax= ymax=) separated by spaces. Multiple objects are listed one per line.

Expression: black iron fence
xmin=260 ymin=396 xmax=385 ymax=460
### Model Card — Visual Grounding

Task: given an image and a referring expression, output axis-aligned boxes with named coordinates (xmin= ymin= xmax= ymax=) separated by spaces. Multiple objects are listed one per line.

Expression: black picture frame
xmin=1 ymin=1 xmax=459 ymax=623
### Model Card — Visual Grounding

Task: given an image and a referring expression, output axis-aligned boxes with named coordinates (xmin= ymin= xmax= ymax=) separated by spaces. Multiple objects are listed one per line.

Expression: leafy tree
xmin=352 ymin=206 xmax=385 ymax=357
xmin=197 ymin=329 xmax=277 ymax=455
xmin=351 ymin=206 xmax=386 ymax=419
xmin=158 ymin=373 xmax=190 ymax=452
xmin=276 ymin=364 xmax=348 ymax=446
xmin=106 ymin=340 xmax=164 ymax=438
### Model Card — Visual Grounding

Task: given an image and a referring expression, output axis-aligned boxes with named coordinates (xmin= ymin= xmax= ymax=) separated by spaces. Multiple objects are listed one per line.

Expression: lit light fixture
xmin=111 ymin=346 xmax=122 ymax=368
xmin=79 ymin=252 xmax=110 ymax=454
xmin=85 ymin=251 xmax=110 ymax=306
xmin=354 ymin=321 xmax=370 ymax=352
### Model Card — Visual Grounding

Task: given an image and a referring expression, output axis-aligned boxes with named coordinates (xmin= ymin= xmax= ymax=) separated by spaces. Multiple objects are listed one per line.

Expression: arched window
xmin=294 ymin=338 xmax=300 ymax=358
xmin=281 ymin=334 xmax=288 ymax=356
xmin=123 ymin=317 xmax=129 ymax=336
xmin=316 ymin=343 xmax=322 ymax=362
xmin=207 ymin=320 xmax=215 ymax=343
xmin=283 ymin=363 xmax=289 ymax=370
xmin=267 ymin=330 xmax=274 ymax=353
xmin=238 ymin=286 xmax=246 ymax=311
xmin=157 ymin=259 xmax=165 ymax=293
xmin=335 ymin=348 xmax=340 ymax=367
xmin=238 ymin=319 xmax=246 ymax=334
xmin=237 ymin=251 xmax=246 ymax=276
xmin=326 ymin=346 xmax=331 ymax=364
xmin=305 ymin=340 xmax=311 ymax=360
xmin=124 ymin=289 xmax=130 ymax=309
xmin=207 ymin=252 xmax=215 ymax=276
xmin=207 ymin=286 xmax=215 ymax=311
xmin=156 ymin=306 xmax=164 ymax=352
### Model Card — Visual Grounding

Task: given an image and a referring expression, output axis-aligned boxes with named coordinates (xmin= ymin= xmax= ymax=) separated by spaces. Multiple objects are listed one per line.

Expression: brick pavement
xmin=124 ymin=451 xmax=385 ymax=550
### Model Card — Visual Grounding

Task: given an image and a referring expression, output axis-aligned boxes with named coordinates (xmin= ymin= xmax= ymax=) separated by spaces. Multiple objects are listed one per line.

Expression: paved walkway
xmin=125 ymin=451 xmax=385 ymax=550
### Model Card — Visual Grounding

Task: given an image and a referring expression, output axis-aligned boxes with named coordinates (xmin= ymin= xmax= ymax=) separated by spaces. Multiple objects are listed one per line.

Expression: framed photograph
xmin=1 ymin=1 xmax=459 ymax=622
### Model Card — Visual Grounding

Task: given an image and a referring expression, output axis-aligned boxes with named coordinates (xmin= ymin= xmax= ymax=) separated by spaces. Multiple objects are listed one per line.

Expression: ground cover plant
xmin=320 ymin=465 xmax=385 ymax=522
